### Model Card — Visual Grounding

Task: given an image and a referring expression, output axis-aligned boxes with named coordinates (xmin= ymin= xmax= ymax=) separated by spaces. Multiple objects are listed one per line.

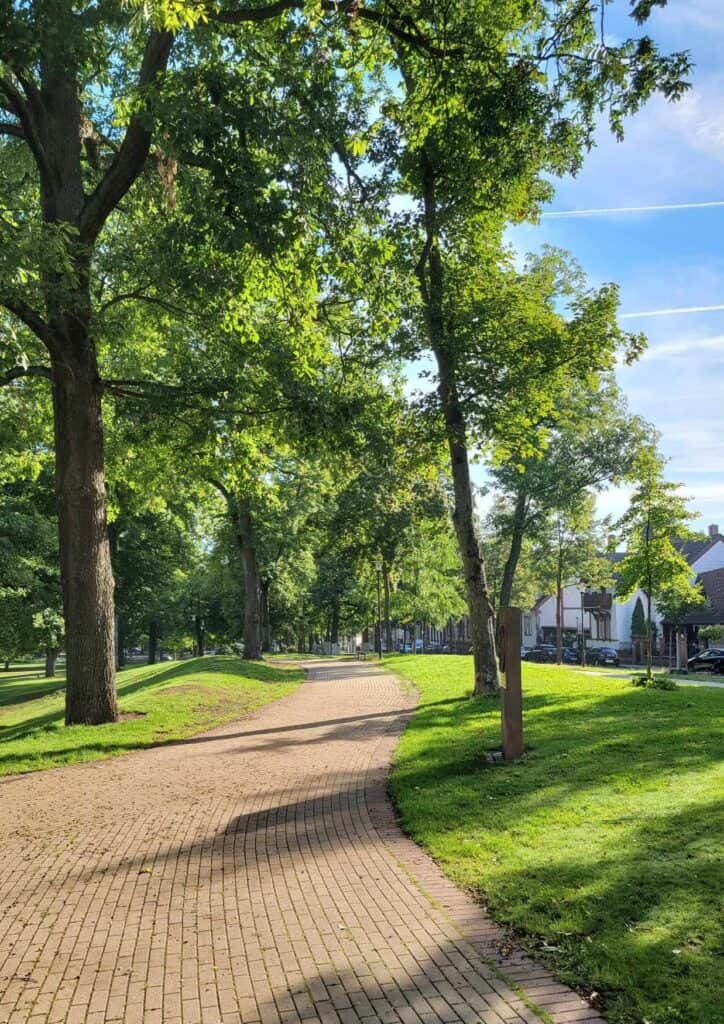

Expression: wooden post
xmin=499 ymin=607 xmax=524 ymax=761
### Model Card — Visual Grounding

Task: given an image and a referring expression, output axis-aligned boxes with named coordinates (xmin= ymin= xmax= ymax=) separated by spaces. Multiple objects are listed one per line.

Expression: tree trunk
xmin=417 ymin=149 xmax=498 ymax=695
xmin=646 ymin=590 xmax=653 ymax=680
xmin=556 ymin=586 xmax=564 ymax=664
xmin=234 ymin=505 xmax=262 ymax=660
xmin=53 ymin=355 xmax=118 ymax=724
xmin=148 ymin=618 xmax=159 ymax=665
xmin=117 ymin=616 xmax=127 ymax=668
xmin=499 ymin=491 xmax=528 ymax=613
xmin=45 ymin=646 xmax=58 ymax=678
xmin=260 ymin=578 xmax=272 ymax=653
xmin=194 ymin=615 xmax=204 ymax=657
xmin=382 ymin=563 xmax=392 ymax=653
xmin=330 ymin=597 xmax=340 ymax=645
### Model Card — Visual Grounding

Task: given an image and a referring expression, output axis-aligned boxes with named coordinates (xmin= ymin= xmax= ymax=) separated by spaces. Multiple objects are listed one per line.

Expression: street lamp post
xmin=374 ymin=559 xmax=383 ymax=660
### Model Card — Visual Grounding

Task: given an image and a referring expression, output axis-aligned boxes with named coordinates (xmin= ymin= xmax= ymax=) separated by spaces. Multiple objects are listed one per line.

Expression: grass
xmin=0 ymin=656 xmax=303 ymax=777
xmin=384 ymin=655 xmax=723 ymax=1024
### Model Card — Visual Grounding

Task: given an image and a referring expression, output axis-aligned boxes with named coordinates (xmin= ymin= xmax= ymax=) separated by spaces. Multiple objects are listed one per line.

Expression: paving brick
xmin=0 ymin=661 xmax=603 ymax=1024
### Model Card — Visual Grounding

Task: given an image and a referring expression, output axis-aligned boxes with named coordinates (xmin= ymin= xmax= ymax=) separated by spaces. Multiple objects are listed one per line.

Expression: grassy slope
xmin=385 ymin=655 xmax=723 ymax=1024
xmin=0 ymin=656 xmax=302 ymax=777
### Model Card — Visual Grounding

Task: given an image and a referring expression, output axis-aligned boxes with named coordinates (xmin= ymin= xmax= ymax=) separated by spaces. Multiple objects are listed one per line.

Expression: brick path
xmin=0 ymin=661 xmax=603 ymax=1024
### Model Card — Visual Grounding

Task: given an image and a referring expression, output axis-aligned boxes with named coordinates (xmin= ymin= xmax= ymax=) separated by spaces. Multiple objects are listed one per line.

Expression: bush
xmin=632 ymin=673 xmax=678 ymax=691
xmin=217 ymin=644 xmax=233 ymax=655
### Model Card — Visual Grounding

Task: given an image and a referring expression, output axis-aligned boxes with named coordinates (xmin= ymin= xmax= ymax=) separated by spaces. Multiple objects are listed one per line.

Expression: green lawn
xmin=0 ymin=656 xmax=302 ymax=777
xmin=385 ymin=655 xmax=723 ymax=1024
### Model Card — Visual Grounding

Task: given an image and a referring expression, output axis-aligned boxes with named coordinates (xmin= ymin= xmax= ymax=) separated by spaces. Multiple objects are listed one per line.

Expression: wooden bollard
xmin=499 ymin=607 xmax=524 ymax=761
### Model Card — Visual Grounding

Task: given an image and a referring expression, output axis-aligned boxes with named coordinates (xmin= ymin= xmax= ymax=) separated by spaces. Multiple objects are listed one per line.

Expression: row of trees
xmin=1 ymin=0 xmax=691 ymax=721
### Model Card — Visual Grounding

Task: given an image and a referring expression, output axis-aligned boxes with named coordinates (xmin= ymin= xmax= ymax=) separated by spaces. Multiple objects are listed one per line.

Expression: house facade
xmin=528 ymin=583 xmax=654 ymax=655
xmin=523 ymin=524 xmax=724 ymax=656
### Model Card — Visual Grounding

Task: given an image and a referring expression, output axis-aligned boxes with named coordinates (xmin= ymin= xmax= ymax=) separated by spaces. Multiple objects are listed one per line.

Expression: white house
xmin=528 ymin=583 xmax=653 ymax=654
xmin=523 ymin=524 xmax=724 ymax=655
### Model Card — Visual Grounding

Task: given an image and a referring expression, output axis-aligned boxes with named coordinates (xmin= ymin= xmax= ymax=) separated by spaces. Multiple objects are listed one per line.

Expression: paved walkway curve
xmin=0 ymin=661 xmax=603 ymax=1024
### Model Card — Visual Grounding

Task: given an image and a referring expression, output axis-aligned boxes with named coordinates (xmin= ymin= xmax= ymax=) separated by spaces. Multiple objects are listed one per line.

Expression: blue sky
xmin=505 ymin=0 xmax=724 ymax=530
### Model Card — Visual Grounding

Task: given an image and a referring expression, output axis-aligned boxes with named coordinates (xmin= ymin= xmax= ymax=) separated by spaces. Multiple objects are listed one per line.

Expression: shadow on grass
xmin=481 ymin=798 xmax=724 ymax=1024
xmin=0 ymin=657 xmax=298 ymax=748
xmin=391 ymin=684 xmax=724 ymax=828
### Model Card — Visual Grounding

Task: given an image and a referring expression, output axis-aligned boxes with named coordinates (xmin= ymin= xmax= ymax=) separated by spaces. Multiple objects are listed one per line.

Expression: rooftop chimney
xmin=708 ymin=524 xmax=719 ymax=538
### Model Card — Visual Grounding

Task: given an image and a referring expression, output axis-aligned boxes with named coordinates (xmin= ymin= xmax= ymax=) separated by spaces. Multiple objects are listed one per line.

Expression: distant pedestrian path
xmin=0 ymin=661 xmax=601 ymax=1023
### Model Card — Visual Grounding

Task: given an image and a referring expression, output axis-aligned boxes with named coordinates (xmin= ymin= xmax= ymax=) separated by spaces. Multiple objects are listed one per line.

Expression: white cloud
xmin=658 ymin=0 xmax=723 ymax=32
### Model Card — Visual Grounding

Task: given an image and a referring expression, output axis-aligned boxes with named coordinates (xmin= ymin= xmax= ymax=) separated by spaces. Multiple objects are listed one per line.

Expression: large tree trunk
xmin=499 ymin=491 xmax=528 ymax=613
xmin=417 ymin=149 xmax=498 ymax=695
xmin=382 ymin=563 xmax=392 ymax=653
xmin=233 ymin=503 xmax=262 ymax=661
xmin=45 ymin=647 xmax=58 ymax=678
xmin=53 ymin=355 xmax=118 ymax=724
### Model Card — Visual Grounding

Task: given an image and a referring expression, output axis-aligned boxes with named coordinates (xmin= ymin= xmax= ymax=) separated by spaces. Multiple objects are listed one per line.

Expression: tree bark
xmin=382 ymin=563 xmax=392 ymax=653
xmin=232 ymin=503 xmax=262 ymax=661
xmin=330 ymin=597 xmax=340 ymax=646
xmin=194 ymin=615 xmax=204 ymax=657
xmin=499 ymin=491 xmax=528 ymax=613
xmin=416 ymin=148 xmax=498 ymax=695
xmin=148 ymin=618 xmax=159 ymax=665
xmin=260 ymin=578 xmax=272 ymax=653
xmin=45 ymin=646 xmax=58 ymax=678
xmin=556 ymin=584 xmax=564 ymax=665
xmin=53 ymin=354 xmax=118 ymax=724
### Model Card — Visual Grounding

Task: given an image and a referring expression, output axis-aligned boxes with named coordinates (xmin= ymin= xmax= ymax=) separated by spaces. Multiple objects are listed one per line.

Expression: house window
xmin=524 ymin=614 xmax=534 ymax=636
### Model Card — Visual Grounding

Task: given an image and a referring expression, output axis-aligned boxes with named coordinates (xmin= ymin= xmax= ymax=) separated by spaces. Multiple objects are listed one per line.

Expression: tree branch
xmin=0 ymin=295 xmax=54 ymax=347
xmin=0 ymin=364 xmax=52 ymax=387
xmin=213 ymin=1 xmax=456 ymax=57
xmin=0 ymin=75 xmax=52 ymax=187
xmin=80 ymin=30 xmax=173 ymax=244
xmin=0 ymin=120 xmax=24 ymax=139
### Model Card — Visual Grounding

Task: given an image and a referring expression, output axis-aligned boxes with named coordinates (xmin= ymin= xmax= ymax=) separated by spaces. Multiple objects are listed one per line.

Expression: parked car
xmin=159 ymin=652 xmax=173 ymax=662
xmin=592 ymin=646 xmax=619 ymax=667
xmin=522 ymin=644 xmax=580 ymax=664
xmin=687 ymin=647 xmax=724 ymax=674
xmin=522 ymin=644 xmax=557 ymax=663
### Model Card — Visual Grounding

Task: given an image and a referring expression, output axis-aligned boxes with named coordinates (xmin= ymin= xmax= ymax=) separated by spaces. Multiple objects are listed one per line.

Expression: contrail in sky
xmin=620 ymin=304 xmax=724 ymax=319
xmin=542 ymin=200 xmax=724 ymax=218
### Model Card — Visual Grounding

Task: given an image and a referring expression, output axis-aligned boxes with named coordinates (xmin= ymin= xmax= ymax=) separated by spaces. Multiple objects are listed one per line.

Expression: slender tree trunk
xmin=260 ymin=578 xmax=272 ymax=653
xmin=499 ymin=491 xmax=528 ymax=613
xmin=117 ymin=618 xmax=126 ymax=668
xmin=417 ymin=150 xmax=498 ymax=694
xmin=382 ymin=563 xmax=392 ymax=653
xmin=556 ymin=586 xmax=564 ymax=664
xmin=646 ymin=590 xmax=653 ymax=680
xmin=330 ymin=597 xmax=340 ymax=645
xmin=148 ymin=618 xmax=159 ymax=665
xmin=194 ymin=615 xmax=204 ymax=657
xmin=53 ymin=353 xmax=118 ymax=724
xmin=45 ymin=647 xmax=58 ymax=678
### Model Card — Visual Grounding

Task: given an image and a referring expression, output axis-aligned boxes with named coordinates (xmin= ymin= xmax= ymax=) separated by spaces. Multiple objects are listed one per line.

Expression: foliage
xmin=385 ymin=655 xmax=723 ymax=1024
xmin=616 ymin=449 xmax=703 ymax=677
xmin=699 ymin=625 xmax=724 ymax=644
xmin=631 ymin=673 xmax=678 ymax=690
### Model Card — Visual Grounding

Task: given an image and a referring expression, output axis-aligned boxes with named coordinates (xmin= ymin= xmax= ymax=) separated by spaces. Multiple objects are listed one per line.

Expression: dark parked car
xmin=592 ymin=646 xmax=619 ymax=667
xmin=687 ymin=647 xmax=724 ymax=674
xmin=522 ymin=644 xmax=557 ymax=663
xmin=523 ymin=644 xmax=580 ymax=664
